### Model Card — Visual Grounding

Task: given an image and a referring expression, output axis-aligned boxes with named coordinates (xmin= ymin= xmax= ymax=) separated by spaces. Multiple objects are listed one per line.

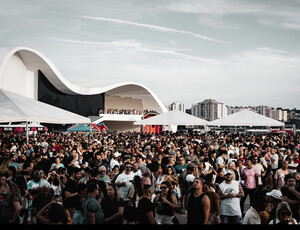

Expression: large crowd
xmin=0 ymin=130 xmax=300 ymax=225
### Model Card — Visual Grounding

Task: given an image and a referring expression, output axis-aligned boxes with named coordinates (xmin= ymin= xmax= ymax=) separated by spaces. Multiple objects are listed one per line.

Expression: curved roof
xmin=0 ymin=46 xmax=167 ymax=113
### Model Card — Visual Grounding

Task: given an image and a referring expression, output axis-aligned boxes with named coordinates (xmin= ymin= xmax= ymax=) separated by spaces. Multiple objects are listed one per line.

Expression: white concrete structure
xmin=0 ymin=47 xmax=167 ymax=131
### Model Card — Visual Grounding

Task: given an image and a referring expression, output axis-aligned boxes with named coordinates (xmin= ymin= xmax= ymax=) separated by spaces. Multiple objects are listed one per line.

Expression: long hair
xmin=98 ymin=180 xmax=108 ymax=199
xmin=0 ymin=159 xmax=10 ymax=175
xmin=15 ymin=175 xmax=27 ymax=197
xmin=108 ymin=183 xmax=122 ymax=202
xmin=8 ymin=166 xmax=17 ymax=181
xmin=8 ymin=181 xmax=22 ymax=203
xmin=133 ymin=175 xmax=143 ymax=197
xmin=161 ymin=180 xmax=173 ymax=198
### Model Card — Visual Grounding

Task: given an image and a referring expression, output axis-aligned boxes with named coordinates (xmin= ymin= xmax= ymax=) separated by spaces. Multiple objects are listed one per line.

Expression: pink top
xmin=242 ymin=167 xmax=259 ymax=189
xmin=274 ymin=169 xmax=290 ymax=189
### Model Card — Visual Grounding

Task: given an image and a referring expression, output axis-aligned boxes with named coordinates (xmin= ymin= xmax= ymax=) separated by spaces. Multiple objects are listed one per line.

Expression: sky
xmin=1 ymin=0 xmax=300 ymax=110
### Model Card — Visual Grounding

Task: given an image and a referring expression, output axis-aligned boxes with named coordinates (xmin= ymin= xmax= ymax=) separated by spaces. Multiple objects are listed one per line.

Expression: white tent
xmin=0 ymin=122 xmax=44 ymax=128
xmin=0 ymin=88 xmax=91 ymax=142
xmin=208 ymin=109 xmax=284 ymax=127
xmin=134 ymin=110 xmax=209 ymax=132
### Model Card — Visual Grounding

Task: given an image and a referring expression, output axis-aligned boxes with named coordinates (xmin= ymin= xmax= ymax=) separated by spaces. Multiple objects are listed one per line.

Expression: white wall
xmin=0 ymin=54 xmax=37 ymax=99
xmin=105 ymin=94 xmax=143 ymax=110
xmin=105 ymin=121 xmax=140 ymax=132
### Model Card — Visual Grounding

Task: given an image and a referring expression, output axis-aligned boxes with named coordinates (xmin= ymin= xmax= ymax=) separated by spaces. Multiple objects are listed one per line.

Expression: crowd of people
xmin=99 ymin=108 xmax=157 ymax=115
xmin=0 ymin=130 xmax=300 ymax=225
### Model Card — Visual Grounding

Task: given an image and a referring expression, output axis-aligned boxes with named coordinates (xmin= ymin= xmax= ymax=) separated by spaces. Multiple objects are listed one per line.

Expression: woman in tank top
xmin=153 ymin=181 xmax=178 ymax=224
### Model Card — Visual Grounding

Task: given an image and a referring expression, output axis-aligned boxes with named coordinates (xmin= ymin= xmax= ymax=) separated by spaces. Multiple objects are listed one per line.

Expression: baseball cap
xmin=266 ymin=190 xmax=282 ymax=200
xmin=224 ymin=169 xmax=232 ymax=175
xmin=114 ymin=152 xmax=122 ymax=158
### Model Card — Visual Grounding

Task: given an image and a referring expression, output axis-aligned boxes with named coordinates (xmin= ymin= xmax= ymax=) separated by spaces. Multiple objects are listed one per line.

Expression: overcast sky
xmin=1 ymin=0 xmax=300 ymax=109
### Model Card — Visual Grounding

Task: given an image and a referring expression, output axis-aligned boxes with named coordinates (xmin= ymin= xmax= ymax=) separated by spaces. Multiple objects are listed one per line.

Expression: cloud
xmin=257 ymin=47 xmax=290 ymax=55
xmin=80 ymin=16 xmax=232 ymax=44
xmin=163 ymin=0 xmax=300 ymax=30
xmin=51 ymin=38 xmax=299 ymax=108
xmin=48 ymin=37 xmax=222 ymax=63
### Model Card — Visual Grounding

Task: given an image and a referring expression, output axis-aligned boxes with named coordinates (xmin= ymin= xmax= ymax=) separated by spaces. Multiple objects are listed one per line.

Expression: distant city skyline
xmin=1 ymin=0 xmax=300 ymax=109
xmin=168 ymin=99 xmax=299 ymax=111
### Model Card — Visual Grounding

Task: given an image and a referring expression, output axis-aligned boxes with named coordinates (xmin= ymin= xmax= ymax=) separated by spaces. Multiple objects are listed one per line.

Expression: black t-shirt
xmin=137 ymin=197 xmax=155 ymax=224
xmin=63 ymin=178 xmax=78 ymax=208
xmin=281 ymin=186 xmax=300 ymax=219
xmin=101 ymin=196 xmax=126 ymax=224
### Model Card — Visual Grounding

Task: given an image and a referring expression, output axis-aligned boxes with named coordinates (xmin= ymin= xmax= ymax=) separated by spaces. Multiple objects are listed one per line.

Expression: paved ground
xmin=175 ymin=196 xmax=250 ymax=224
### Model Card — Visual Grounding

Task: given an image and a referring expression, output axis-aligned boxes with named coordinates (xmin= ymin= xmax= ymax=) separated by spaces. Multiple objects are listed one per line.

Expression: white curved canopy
xmin=208 ymin=109 xmax=284 ymax=127
xmin=134 ymin=110 xmax=209 ymax=126
xmin=0 ymin=46 xmax=167 ymax=114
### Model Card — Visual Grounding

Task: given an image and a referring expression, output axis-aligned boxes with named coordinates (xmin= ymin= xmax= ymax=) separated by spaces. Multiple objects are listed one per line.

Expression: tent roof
xmin=67 ymin=124 xmax=90 ymax=132
xmin=0 ymin=88 xmax=90 ymax=124
xmin=208 ymin=109 xmax=284 ymax=127
xmin=134 ymin=110 xmax=209 ymax=126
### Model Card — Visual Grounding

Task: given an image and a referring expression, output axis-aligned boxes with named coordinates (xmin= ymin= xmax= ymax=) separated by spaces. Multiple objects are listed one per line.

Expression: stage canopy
xmin=134 ymin=109 xmax=209 ymax=126
xmin=208 ymin=109 xmax=285 ymax=127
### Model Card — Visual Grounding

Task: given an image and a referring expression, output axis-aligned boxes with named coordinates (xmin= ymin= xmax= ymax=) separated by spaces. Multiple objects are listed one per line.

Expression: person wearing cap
xmin=217 ymin=169 xmax=244 ymax=224
xmin=109 ymin=152 xmax=121 ymax=172
xmin=266 ymin=189 xmax=283 ymax=221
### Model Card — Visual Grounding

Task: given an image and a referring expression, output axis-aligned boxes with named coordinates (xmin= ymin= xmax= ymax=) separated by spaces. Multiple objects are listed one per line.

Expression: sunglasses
xmin=34 ymin=172 xmax=41 ymax=175
xmin=160 ymin=186 xmax=168 ymax=189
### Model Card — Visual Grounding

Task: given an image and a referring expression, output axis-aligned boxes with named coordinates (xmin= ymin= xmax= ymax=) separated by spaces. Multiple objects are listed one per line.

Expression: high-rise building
xmin=258 ymin=105 xmax=287 ymax=121
xmin=191 ymin=99 xmax=226 ymax=121
xmin=168 ymin=101 xmax=185 ymax=112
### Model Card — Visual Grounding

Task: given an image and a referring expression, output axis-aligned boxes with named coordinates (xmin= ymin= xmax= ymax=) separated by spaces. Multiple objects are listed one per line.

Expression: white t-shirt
xmin=132 ymin=169 xmax=142 ymax=178
xmin=270 ymin=154 xmax=279 ymax=170
xmin=109 ymin=158 xmax=120 ymax=172
xmin=253 ymin=163 xmax=264 ymax=185
xmin=219 ymin=180 xmax=242 ymax=217
xmin=204 ymin=162 xmax=212 ymax=171
xmin=260 ymin=157 xmax=268 ymax=169
xmin=115 ymin=172 xmax=134 ymax=201
xmin=27 ymin=179 xmax=50 ymax=191
xmin=242 ymin=206 xmax=261 ymax=224
xmin=216 ymin=156 xmax=226 ymax=170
